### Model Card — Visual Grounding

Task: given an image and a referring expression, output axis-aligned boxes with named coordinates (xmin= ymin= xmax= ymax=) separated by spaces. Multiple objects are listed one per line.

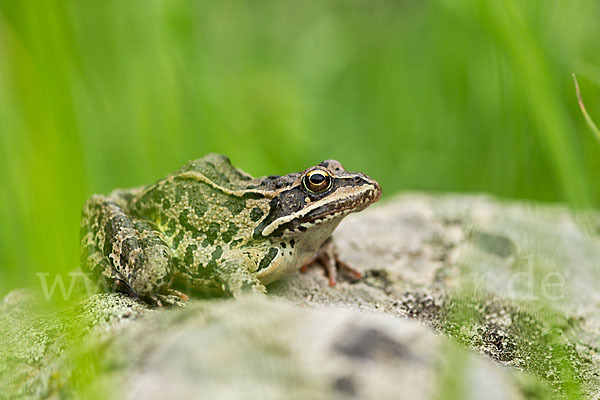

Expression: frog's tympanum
xmin=80 ymin=154 xmax=381 ymax=305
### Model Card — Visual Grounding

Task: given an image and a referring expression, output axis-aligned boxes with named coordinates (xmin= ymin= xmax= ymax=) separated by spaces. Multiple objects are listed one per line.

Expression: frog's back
xmin=177 ymin=153 xmax=255 ymax=191
xmin=127 ymin=154 xmax=272 ymax=271
xmin=130 ymin=154 xmax=258 ymax=231
xmin=125 ymin=154 xmax=272 ymax=284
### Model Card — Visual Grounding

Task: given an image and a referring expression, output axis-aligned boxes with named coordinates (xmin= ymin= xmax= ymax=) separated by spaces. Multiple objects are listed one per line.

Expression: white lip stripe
xmin=260 ymin=183 xmax=376 ymax=236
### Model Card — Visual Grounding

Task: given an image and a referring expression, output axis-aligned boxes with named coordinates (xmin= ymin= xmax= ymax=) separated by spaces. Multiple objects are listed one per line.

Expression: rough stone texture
xmin=2 ymin=193 xmax=600 ymax=399
xmin=0 ymin=290 xmax=152 ymax=399
xmin=1 ymin=294 xmax=539 ymax=400
xmin=272 ymin=193 xmax=600 ymax=396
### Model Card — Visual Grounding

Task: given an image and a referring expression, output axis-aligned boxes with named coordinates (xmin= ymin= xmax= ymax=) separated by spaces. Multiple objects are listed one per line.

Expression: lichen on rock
xmin=2 ymin=193 xmax=600 ymax=399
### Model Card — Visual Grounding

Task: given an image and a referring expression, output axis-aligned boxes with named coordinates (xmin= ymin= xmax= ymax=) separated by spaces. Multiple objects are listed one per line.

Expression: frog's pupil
xmin=311 ymin=173 xmax=326 ymax=184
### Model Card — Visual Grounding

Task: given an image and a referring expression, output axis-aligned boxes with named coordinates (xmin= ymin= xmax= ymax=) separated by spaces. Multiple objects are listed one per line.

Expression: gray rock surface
xmin=2 ymin=193 xmax=599 ymax=399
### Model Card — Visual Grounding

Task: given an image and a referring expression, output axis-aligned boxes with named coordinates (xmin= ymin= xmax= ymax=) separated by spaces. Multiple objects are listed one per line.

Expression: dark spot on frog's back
xmin=204 ymin=222 xmax=220 ymax=246
xmin=184 ymin=244 xmax=197 ymax=266
xmin=224 ymin=196 xmax=246 ymax=216
xmin=333 ymin=327 xmax=410 ymax=361
xmin=172 ymin=180 xmax=209 ymax=217
xmin=221 ymin=222 xmax=238 ymax=243
xmin=178 ymin=208 xmax=198 ymax=233
xmin=250 ymin=207 xmax=264 ymax=222
xmin=188 ymin=188 xmax=209 ymax=217
xmin=241 ymin=191 xmax=264 ymax=199
xmin=172 ymin=229 xmax=184 ymax=249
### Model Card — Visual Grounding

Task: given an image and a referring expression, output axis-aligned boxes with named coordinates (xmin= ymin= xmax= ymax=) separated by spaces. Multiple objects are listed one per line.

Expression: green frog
xmin=80 ymin=154 xmax=381 ymax=305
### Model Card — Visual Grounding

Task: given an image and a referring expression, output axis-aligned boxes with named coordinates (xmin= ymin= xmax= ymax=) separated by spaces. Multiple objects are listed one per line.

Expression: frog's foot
xmin=301 ymin=238 xmax=362 ymax=287
xmin=148 ymin=289 xmax=189 ymax=308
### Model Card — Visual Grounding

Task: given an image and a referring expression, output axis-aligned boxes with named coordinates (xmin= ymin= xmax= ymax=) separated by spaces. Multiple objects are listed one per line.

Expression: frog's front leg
xmin=301 ymin=238 xmax=363 ymax=287
xmin=81 ymin=195 xmax=176 ymax=303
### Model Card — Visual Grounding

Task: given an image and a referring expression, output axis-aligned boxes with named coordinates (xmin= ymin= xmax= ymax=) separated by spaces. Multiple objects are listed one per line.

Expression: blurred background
xmin=0 ymin=0 xmax=599 ymax=296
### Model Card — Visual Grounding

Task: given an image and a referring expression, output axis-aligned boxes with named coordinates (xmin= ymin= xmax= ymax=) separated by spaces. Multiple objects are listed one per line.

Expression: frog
xmin=80 ymin=153 xmax=381 ymax=306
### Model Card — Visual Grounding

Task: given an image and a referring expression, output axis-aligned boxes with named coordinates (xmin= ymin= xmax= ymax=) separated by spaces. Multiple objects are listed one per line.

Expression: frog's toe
xmin=166 ymin=288 xmax=190 ymax=302
xmin=149 ymin=291 xmax=189 ymax=308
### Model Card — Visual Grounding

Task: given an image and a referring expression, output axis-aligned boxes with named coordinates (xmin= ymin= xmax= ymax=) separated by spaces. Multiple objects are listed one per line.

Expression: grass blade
xmin=572 ymin=73 xmax=600 ymax=143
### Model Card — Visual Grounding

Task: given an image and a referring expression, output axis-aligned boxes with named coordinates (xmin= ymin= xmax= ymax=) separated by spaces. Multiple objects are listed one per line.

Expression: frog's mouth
xmin=280 ymin=183 xmax=382 ymax=234
xmin=300 ymin=186 xmax=381 ymax=225
xmin=255 ymin=176 xmax=381 ymax=238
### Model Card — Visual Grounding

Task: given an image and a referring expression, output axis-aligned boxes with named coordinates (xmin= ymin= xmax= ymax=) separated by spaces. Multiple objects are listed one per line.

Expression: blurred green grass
xmin=1 ymin=0 xmax=600 ymax=295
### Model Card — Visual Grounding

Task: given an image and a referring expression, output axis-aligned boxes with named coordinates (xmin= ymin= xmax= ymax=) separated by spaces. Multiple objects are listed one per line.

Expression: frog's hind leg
xmin=80 ymin=195 xmax=176 ymax=303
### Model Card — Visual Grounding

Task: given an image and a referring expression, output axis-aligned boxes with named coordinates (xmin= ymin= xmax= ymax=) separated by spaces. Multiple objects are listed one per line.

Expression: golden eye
xmin=303 ymin=169 xmax=332 ymax=193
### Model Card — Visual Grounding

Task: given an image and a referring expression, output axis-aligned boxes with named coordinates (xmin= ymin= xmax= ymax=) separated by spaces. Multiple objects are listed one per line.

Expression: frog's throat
xmin=256 ymin=221 xmax=339 ymax=284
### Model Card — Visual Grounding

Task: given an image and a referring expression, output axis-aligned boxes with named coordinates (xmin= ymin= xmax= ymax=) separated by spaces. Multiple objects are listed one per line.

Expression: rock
xmin=0 ymin=290 xmax=151 ymax=398
xmin=85 ymin=297 xmax=534 ymax=400
xmin=1 ymin=193 xmax=599 ymax=399
xmin=1 ymin=294 xmax=537 ymax=400
xmin=274 ymin=193 xmax=600 ymax=396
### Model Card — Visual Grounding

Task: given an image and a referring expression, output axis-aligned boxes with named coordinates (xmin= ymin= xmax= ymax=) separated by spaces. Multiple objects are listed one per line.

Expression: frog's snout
xmin=359 ymin=173 xmax=382 ymax=206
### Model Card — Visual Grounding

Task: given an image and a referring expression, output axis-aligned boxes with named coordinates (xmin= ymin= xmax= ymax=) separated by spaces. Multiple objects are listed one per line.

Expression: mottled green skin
xmin=80 ymin=154 xmax=381 ymax=300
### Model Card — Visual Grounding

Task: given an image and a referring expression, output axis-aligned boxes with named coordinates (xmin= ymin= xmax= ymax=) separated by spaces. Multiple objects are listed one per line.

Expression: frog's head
xmin=253 ymin=160 xmax=381 ymax=240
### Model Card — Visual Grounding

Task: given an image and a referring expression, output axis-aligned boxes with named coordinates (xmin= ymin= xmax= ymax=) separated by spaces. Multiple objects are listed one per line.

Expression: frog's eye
xmin=303 ymin=169 xmax=332 ymax=194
